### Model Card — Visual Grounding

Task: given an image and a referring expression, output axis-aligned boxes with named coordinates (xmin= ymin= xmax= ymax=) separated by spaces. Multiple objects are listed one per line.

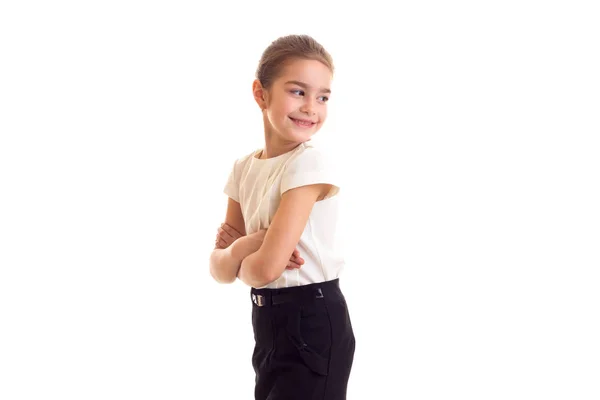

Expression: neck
xmin=260 ymin=119 xmax=303 ymax=159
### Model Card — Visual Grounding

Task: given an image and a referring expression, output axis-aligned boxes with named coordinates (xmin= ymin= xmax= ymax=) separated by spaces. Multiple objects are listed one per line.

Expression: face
xmin=254 ymin=58 xmax=332 ymax=143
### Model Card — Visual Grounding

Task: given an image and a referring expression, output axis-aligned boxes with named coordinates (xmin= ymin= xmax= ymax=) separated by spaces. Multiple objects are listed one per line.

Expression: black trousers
xmin=250 ymin=278 xmax=355 ymax=400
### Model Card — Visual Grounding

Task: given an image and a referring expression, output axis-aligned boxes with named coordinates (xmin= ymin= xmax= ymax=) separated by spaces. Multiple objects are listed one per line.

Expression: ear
xmin=252 ymin=79 xmax=267 ymax=111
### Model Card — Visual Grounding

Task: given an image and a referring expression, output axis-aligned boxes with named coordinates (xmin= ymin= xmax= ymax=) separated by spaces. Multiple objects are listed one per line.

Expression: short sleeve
xmin=280 ymin=147 xmax=340 ymax=199
xmin=223 ymin=159 xmax=240 ymax=202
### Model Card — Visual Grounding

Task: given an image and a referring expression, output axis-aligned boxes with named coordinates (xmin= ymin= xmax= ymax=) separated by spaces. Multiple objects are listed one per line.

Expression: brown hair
xmin=256 ymin=34 xmax=334 ymax=89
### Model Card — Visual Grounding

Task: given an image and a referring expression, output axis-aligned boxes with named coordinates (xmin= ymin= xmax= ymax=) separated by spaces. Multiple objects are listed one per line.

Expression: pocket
xmin=299 ymin=304 xmax=332 ymax=356
xmin=251 ymin=306 xmax=259 ymax=342
xmin=284 ymin=303 xmax=332 ymax=376
xmin=252 ymin=307 xmax=273 ymax=347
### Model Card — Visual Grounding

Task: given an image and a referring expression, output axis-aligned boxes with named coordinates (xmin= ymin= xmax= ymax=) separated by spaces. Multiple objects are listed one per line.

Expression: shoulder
xmin=233 ymin=148 xmax=259 ymax=167
xmin=280 ymin=141 xmax=341 ymax=199
xmin=224 ymin=148 xmax=260 ymax=201
xmin=284 ymin=141 xmax=335 ymax=172
xmin=228 ymin=148 xmax=260 ymax=178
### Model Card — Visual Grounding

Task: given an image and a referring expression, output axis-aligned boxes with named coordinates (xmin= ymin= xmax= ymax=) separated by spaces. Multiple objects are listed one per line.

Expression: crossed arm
xmin=208 ymin=183 xmax=331 ymax=287
xmin=214 ymin=223 xmax=304 ymax=270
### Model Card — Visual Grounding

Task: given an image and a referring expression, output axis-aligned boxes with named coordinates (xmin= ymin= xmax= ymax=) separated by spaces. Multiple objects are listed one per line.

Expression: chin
xmin=291 ymin=125 xmax=319 ymax=137
xmin=289 ymin=131 xmax=315 ymax=142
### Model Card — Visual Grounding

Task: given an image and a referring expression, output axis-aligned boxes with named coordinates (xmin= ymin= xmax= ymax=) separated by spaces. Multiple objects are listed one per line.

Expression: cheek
xmin=319 ymin=107 xmax=328 ymax=121
xmin=274 ymin=101 xmax=295 ymax=121
xmin=279 ymin=99 xmax=296 ymax=115
xmin=267 ymin=106 xmax=288 ymax=126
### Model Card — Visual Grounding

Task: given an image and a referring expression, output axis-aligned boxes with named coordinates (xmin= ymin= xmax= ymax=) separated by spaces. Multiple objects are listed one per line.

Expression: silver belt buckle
xmin=252 ymin=294 xmax=265 ymax=307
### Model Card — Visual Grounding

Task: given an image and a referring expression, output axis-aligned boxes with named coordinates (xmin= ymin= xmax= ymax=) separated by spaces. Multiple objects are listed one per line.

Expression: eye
xmin=290 ymin=89 xmax=304 ymax=96
xmin=318 ymin=96 xmax=329 ymax=102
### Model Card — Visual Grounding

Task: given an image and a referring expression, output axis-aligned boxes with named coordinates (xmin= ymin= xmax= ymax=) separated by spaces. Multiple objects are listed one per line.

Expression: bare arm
xmin=209 ymin=246 xmax=244 ymax=284
xmin=210 ymin=193 xmax=307 ymax=285
xmin=208 ymin=197 xmax=247 ymax=284
xmin=237 ymin=183 xmax=331 ymax=288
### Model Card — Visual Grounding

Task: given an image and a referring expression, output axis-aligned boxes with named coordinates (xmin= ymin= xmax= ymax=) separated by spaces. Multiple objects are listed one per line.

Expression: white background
xmin=1 ymin=1 xmax=599 ymax=399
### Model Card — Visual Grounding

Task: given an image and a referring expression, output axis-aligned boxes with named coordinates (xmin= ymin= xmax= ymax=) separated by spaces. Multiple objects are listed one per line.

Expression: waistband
xmin=250 ymin=278 xmax=340 ymax=307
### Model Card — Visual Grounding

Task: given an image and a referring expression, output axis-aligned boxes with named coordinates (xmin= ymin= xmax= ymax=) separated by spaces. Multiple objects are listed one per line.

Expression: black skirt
xmin=250 ymin=278 xmax=355 ymax=400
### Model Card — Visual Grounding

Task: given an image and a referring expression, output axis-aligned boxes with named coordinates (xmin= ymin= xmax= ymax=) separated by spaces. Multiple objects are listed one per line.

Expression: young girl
xmin=209 ymin=34 xmax=355 ymax=400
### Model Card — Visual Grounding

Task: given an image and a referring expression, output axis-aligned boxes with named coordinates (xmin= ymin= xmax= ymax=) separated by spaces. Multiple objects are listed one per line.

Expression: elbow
xmin=259 ymin=256 xmax=290 ymax=285
xmin=248 ymin=272 xmax=275 ymax=289
xmin=260 ymin=268 xmax=280 ymax=286
xmin=209 ymin=251 xmax=236 ymax=284
xmin=240 ymin=253 xmax=280 ymax=288
xmin=209 ymin=267 xmax=236 ymax=284
xmin=253 ymin=263 xmax=283 ymax=288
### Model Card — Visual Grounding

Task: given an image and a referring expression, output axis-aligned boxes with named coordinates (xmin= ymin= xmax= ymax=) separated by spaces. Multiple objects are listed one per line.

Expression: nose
xmin=300 ymin=98 xmax=316 ymax=116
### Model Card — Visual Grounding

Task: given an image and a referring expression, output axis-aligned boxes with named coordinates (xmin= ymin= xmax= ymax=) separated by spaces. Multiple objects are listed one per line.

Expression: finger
xmin=218 ymin=226 xmax=233 ymax=238
xmin=218 ymin=230 xmax=233 ymax=243
xmin=220 ymin=225 xmax=239 ymax=239
xmin=221 ymin=223 xmax=243 ymax=238
xmin=218 ymin=227 xmax=235 ymax=242
xmin=219 ymin=237 xmax=233 ymax=247
xmin=218 ymin=223 xmax=242 ymax=243
xmin=290 ymin=252 xmax=304 ymax=263
xmin=286 ymin=261 xmax=302 ymax=270
xmin=217 ymin=235 xmax=232 ymax=248
xmin=216 ymin=237 xmax=228 ymax=248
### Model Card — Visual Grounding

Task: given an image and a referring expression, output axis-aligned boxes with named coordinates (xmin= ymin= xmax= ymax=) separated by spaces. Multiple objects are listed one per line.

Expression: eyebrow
xmin=285 ymin=80 xmax=331 ymax=94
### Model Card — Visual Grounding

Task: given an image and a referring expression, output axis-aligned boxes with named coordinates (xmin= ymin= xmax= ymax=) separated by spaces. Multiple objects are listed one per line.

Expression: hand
xmin=287 ymin=248 xmax=305 ymax=270
xmin=216 ymin=223 xmax=304 ymax=270
xmin=215 ymin=223 xmax=243 ymax=249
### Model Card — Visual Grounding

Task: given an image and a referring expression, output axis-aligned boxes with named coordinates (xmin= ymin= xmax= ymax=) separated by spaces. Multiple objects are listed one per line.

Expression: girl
xmin=209 ymin=34 xmax=355 ymax=400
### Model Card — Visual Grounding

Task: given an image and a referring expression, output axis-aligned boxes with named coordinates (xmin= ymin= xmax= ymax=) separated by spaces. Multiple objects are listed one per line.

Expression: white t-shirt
xmin=223 ymin=141 xmax=345 ymax=289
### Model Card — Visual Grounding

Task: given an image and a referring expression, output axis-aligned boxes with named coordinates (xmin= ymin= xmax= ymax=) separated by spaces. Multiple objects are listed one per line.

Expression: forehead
xmin=275 ymin=58 xmax=332 ymax=88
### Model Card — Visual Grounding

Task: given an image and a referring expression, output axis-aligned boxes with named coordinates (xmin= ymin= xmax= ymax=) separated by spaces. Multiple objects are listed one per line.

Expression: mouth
xmin=289 ymin=117 xmax=316 ymax=128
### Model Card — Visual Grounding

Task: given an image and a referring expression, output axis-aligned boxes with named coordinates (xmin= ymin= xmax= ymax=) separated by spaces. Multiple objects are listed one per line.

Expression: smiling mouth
xmin=289 ymin=117 xmax=316 ymax=127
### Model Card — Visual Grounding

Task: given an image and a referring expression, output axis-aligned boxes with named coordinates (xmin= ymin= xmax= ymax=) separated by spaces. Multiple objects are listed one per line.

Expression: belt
xmin=251 ymin=287 xmax=324 ymax=307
